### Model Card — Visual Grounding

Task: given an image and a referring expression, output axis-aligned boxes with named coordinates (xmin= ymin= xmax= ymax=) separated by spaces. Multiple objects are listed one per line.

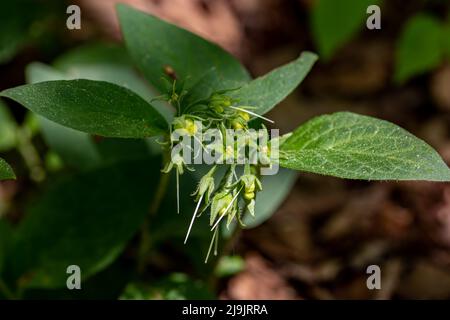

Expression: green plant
xmin=310 ymin=0 xmax=381 ymax=60
xmin=0 ymin=4 xmax=449 ymax=299
xmin=310 ymin=0 xmax=450 ymax=83
xmin=395 ymin=13 xmax=450 ymax=83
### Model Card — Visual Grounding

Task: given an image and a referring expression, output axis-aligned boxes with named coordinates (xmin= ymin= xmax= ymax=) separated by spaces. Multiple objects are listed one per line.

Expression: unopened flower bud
xmin=232 ymin=121 xmax=244 ymax=130
xmin=173 ymin=116 xmax=198 ymax=136
xmin=192 ymin=166 xmax=216 ymax=203
xmin=245 ymin=182 xmax=256 ymax=193
xmin=238 ymin=111 xmax=250 ymax=122
xmin=244 ymin=191 xmax=255 ymax=201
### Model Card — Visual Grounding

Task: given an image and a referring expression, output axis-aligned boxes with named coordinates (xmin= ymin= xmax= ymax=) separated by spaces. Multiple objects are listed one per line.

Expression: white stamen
xmin=184 ymin=194 xmax=203 ymax=244
xmin=230 ymin=106 xmax=275 ymax=124
xmin=176 ymin=170 xmax=180 ymax=214
xmin=204 ymin=228 xmax=218 ymax=263
xmin=210 ymin=212 xmax=226 ymax=232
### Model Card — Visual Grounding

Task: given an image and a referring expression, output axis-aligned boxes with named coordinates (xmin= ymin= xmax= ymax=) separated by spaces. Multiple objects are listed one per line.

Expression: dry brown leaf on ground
xmin=222 ymin=252 xmax=299 ymax=300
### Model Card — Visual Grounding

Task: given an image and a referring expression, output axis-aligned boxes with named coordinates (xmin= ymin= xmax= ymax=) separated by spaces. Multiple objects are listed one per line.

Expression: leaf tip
xmin=0 ymin=162 xmax=16 ymax=181
xmin=301 ymin=51 xmax=319 ymax=63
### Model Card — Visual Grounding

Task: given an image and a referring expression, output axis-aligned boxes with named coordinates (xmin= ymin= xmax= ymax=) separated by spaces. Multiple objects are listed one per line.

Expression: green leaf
xmin=0 ymin=0 xmax=38 ymax=63
xmin=231 ymin=52 xmax=318 ymax=116
xmin=25 ymin=63 xmax=101 ymax=169
xmin=1 ymin=79 xmax=168 ymax=138
xmin=26 ymin=55 xmax=166 ymax=169
xmin=280 ymin=112 xmax=450 ymax=181
xmin=5 ymin=157 xmax=160 ymax=289
xmin=0 ymin=158 xmax=15 ymax=180
xmin=395 ymin=14 xmax=444 ymax=83
xmin=0 ymin=101 xmax=18 ymax=152
xmin=117 ymin=4 xmax=250 ymax=95
xmin=26 ymin=62 xmax=68 ymax=83
xmin=53 ymin=43 xmax=132 ymax=68
xmin=311 ymin=0 xmax=379 ymax=60
xmin=243 ymin=168 xmax=297 ymax=228
xmin=36 ymin=117 xmax=102 ymax=170
xmin=215 ymin=255 xmax=245 ymax=278
xmin=51 ymin=43 xmax=173 ymax=122
xmin=0 ymin=0 xmax=64 ymax=64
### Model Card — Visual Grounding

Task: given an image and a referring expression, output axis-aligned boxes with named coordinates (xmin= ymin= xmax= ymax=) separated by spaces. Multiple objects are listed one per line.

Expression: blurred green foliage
xmin=310 ymin=0 xmax=450 ymax=83
xmin=395 ymin=13 xmax=450 ymax=83
xmin=311 ymin=0 xmax=381 ymax=60
xmin=0 ymin=0 xmax=64 ymax=64
xmin=215 ymin=255 xmax=245 ymax=278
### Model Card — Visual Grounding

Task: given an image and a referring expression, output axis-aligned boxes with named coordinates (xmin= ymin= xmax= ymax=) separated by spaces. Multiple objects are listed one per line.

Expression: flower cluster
xmin=160 ymin=81 xmax=274 ymax=262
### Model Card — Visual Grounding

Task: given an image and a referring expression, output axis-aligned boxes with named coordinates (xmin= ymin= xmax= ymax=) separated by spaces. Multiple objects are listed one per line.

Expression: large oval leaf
xmin=230 ymin=52 xmax=318 ymax=116
xmin=280 ymin=112 xmax=450 ymax=181
xmin=5 ymin=157 xmax=160 ymax=289
xmin=26 ymin=47 xmax=169 ymax=170
xmin=51 ymin=43 xmax=174 ymax=122
xmin=1 ymin=79 xmax=168 ymax=138
xmin=117 ymin=4 xmax=250 ymax=96
xmin=0 ymin=158 xmax=15 ymax=180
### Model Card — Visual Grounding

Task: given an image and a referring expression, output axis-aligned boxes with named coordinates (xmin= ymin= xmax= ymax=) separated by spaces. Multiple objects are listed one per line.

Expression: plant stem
xmin=16 ymin=127 xmax=45 ymax=182
xmin=137 ymin=149 xmax=171 ymax=273
xmin=149 ymin=153 xmax=171 ymax=217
